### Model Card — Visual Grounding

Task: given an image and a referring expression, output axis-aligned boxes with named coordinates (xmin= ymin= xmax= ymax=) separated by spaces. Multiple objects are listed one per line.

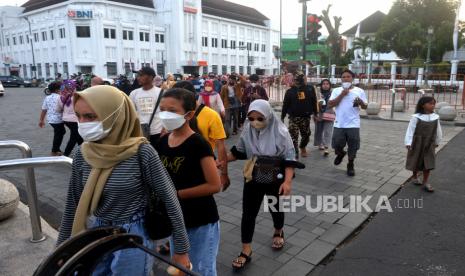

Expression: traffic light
xmin=306 ymin=14 xmax=322 ymax=44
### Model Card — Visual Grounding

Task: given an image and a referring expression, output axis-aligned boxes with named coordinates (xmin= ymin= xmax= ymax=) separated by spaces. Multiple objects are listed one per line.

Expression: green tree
xmin=352 ymin=36 xmax=372 ymax=73
xmin=320 ymin=5 xmax=342 ymax=65
xmin=376 ymin=0 xmax=462 ymax=63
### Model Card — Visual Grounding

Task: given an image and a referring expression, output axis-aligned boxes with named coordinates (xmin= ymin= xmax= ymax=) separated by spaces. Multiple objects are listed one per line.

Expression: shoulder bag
xmin=141 ymin=89 xmax=163 ymax=138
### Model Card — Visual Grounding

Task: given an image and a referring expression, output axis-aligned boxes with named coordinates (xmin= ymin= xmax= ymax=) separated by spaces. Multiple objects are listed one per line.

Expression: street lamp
xmin=425 ymin=26 xmax=434 ymax=87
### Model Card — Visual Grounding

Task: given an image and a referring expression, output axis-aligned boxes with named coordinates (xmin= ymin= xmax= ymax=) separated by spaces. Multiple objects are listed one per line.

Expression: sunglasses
xmin=248 ymin=117 xmax=265 ymax=122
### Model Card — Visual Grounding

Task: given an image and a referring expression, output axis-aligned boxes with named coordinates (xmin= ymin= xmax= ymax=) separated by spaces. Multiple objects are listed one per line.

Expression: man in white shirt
xmin=328 ymin=69 xmax=367 ymax=176
xmin=129 ymin=67 xmax=163 ymax=147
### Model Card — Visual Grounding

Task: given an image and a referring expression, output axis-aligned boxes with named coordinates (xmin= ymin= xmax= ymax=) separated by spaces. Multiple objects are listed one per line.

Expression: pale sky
xmin=2 ymin=0 xmax=465 ymax=36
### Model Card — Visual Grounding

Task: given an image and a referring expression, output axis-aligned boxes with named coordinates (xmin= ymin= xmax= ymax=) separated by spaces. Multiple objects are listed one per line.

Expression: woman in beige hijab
xmin=162 ymin=73 xmax=177 ymax=90
xmin=56 ymin=85 xmax=190 ymax=275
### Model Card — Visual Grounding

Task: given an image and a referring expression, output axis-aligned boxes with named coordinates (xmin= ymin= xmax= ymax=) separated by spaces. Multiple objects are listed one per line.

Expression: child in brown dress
xmin=404 ymin=97 xmax=442 ymax=192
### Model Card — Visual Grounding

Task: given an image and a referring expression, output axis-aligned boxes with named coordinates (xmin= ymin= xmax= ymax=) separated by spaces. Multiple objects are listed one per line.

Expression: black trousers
xmin=241 ymin=181 xmax=284 ymax=243
xmin=332 ymin=127 xmax=360 ymax=160
xmin=49 ymin=123 xmax=66 ymax=153
xmin=63 ymin=121 xmax=83 ymax=156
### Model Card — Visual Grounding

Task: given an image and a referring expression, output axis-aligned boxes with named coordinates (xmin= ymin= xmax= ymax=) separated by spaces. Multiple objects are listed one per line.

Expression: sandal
xmin=424 ymin=184 xmax=434 ymax=192
xmin=232 ymin=251 xmax=252 ymax=270
xmin=324 ymin=150 xmax=329 ymax=156
xmin=272 ymin=231 xmax=285 ymax=250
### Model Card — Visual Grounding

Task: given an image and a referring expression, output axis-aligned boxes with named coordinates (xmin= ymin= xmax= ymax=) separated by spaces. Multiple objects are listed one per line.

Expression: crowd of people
xmin=37 ymin=67 xmax=441 ymax=275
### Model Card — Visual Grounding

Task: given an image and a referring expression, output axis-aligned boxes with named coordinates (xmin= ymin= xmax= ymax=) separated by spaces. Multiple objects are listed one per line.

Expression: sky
xmin=2 ymin=0 xmax=465 ymax=36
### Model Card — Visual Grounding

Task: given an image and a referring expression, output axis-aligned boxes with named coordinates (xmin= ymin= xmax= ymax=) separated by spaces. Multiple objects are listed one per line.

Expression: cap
xmin=138 ymin=67 xmax=156 ymax=77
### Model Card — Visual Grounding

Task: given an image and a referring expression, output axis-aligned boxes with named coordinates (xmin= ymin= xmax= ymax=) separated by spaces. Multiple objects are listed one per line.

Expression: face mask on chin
xmin=205 ymin=87 xmax=213 ymax=92
xmin=159 ymin=111 xmax=187 ymax=131
xmin=78 ymin=101 xmax=124 ymax=142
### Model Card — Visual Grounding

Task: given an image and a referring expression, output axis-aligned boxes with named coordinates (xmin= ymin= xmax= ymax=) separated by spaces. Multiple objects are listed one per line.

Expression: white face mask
xmin=251 ymin=83 xmax=257 ymax=88
xmin=78 ymin=101 xmax=124 ymax=142
xmin=342 ymin=82 xmax=352 ymax=89
xmin=250 ymin=120 xmax=267 ymax=130
xmin=159 ymin=111 xmax=186 ymax=131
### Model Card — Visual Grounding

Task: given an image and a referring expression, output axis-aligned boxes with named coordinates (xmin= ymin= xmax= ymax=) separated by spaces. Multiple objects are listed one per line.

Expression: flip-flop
xmin=232 ymin=251 xmax=252 ymax=270
xmin=424 ymin=184 xmax=434 ymax=192
xmin=272 ymin=231 xmax=285 ymax=250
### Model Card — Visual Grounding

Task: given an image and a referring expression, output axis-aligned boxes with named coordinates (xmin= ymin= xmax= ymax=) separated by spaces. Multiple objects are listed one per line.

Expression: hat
xmin=138 ymin=67 xmax=156 ymax=77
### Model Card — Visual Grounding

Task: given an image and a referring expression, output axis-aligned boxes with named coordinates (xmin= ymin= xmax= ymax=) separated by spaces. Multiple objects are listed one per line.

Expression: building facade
xmin=0 ymin=0 xmax=280 ymax=79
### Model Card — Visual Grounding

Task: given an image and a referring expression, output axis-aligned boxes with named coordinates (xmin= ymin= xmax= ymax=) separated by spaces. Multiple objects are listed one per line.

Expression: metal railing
xmin=0 ymin=140 xmax=72 ymax=242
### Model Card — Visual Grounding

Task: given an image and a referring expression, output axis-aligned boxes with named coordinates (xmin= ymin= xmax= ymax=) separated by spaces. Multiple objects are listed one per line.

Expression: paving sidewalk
xmin=310 ymin=128 xmax=465 ymax=276
xmin=1 ymin=88 xmax=464 ymax=275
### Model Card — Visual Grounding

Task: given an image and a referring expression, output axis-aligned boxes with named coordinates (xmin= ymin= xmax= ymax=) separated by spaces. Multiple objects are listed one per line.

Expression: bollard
xmin=390 ymin=89 xmax=396 ymax=119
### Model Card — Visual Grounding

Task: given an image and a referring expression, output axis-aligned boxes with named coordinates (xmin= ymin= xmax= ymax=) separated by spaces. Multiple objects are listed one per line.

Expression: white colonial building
xmin=0 ymin=0 xmax=280 ymax=79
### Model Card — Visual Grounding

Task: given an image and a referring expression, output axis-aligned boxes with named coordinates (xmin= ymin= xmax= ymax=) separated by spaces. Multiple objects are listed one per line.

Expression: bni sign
xmin=68 ymin=10 xmax=93 ymax=19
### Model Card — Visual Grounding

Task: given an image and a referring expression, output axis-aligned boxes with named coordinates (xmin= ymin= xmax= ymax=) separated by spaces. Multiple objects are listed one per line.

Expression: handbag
xmin=252 ymin=156 xmax=285 ymax=185
xmin=137 ymin=149 xmax=172 ymax=240
xmin=322 ymin=112 xmax=336 ymax=122
xmin=141 ymin=89 xmax=164 ymax=138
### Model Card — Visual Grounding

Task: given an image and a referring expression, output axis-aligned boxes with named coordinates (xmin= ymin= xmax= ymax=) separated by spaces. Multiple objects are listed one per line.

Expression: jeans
xmin=241 ymin=181 xmax=284 ymax=243
xmin=171 ymin=222 xmax=220 ymax=276
xmin=49 ymin=123 xmax=65 ymax=153
xmin=63 ymin=121 xmax=83 ymax=156
xmin=225 ymin=108 xmax=239 ymax=136
xmin=88 ymin=212 xmax=154 ymax=276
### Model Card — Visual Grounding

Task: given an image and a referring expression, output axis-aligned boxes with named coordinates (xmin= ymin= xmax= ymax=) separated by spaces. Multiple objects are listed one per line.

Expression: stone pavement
xmin=0 ymin=87 xmax=463 ymax=275
xmin=310 ymin=128 xmax=465 ymax=276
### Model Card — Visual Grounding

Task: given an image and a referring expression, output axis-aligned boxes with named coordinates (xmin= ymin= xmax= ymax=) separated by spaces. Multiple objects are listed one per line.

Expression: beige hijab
xmin=71 ymin=85 xmax=148 ymax=236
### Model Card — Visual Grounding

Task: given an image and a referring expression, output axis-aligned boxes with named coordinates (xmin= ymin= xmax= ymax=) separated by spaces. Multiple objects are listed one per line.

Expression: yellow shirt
xmin=197 ymin=105 xmax=226 ymax=150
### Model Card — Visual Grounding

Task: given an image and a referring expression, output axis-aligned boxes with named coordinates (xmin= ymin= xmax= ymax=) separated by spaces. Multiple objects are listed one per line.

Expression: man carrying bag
xmin=129 ymin=67 xmax=164 ymax=147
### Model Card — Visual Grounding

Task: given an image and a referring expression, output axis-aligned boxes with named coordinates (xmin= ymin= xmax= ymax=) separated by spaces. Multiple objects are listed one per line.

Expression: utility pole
xmin=24 ymin=17 xmax=37 ymax=79
xmin=279 ymin=0 xmax=282 ymax=77
xmin=300 ymin=0 xmax=309 ymax=73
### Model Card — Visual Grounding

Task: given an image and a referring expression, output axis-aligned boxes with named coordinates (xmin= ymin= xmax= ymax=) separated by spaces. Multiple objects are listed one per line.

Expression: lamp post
xmin=425 ymin=26 xmax=434 ymax=87
xmin=327 ymin=42 xmax=332 ymax=77
xmin=24 ymin=17 xmax=37 ymax=79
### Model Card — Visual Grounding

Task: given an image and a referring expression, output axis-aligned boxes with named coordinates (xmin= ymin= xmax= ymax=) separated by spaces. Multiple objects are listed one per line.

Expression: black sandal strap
xmin=238 ymin=252 xmax=252 ymax=262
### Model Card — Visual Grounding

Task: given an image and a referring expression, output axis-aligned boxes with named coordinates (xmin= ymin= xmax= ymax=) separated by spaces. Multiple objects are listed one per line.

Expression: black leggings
xmin=50 ymin=123 xmax=66 ymax=153
xmin=63 ymin=121 xmax=83 ymax=156
xmin=241 ymin=181 xmax=284 ymax=243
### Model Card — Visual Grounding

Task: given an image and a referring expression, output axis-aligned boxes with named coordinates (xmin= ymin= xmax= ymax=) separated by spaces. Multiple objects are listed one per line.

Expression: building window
xmin=231 ymin=66 xmax=236 ymax=73
xmin=261 ymin=44 xmax=266 ymax=52
xmin=53 ymin=63 xmax=58 ymax=75
xmin=6 ymin=38 xmax=9 ymax=46
xmin=63 ymin=62 xmax=69 ymax=77
xmin=140 ymin=32 xmax=149 ymax=42
xmin=123 ymin=30 xmax=134 ymax=40
xmin=155 ymin=33 xmax=165 ymax=43
xmin=26 ymin=35 xmax=30 ymax=43
xmin=106 ymin=62 xmax=117 ymax=77
xmin=247 ymin=66 xmax=251 ymax=75
xmin=239 ymin=66 xmax=244 ymax=74
xmin=202 ymin=66 xmax=208 ymax=74
xmin=19 ymin=36 xmax=23 ymax=44
xmin=37 ymin=63 xmax=42 ymax=77
xmin=59 ymin=28 xmax=66 ymax=39
xmin=211 ymin=38 xmax=218 ymax=48
xmin=221 ymin=39 xmax=228 ymax=48
xmin=34 ymin=33 xmax=39 ymax=42
xmin=50 ymin=30 xmax=54 ymax=40
xmin=41 ymin=31 xmax=47 ymax=41
xmin=222 ymin=65 xmax=227 ymax=74
xmin=212 ymin=65 xmax=218 ymax=74
xmin=230 ymin=40 xmax=236 ymax=49
xmin=76 ymin=26 xmax=91 ymax=38
xmin=104 ymin=28 xmax=116 ymax=39
xmin=45 ymin=63 xmax=50 ymax=77
xmin=13 ymin=37 xmax=16 ymax=45
xmin=247 ymin=42 xmax=252 ymax=51
xmin=202 ymin=36 xmax=208 ymax=47
xmin=254 ymin=43 xmax=259 ymax=51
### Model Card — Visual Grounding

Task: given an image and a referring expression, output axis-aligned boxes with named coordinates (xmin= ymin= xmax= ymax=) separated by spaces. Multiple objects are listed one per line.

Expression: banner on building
xmin=184 ymin=0 xmax=198 ymax=13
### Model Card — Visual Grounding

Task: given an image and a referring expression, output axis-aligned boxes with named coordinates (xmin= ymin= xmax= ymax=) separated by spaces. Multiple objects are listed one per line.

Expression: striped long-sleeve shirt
xmin=57 ymin=144 xmax=190 ymax=254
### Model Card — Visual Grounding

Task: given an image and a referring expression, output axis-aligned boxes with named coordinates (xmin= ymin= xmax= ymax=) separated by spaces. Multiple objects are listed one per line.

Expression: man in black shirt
xmin=281 ymin=73 xmax=318 ymax=158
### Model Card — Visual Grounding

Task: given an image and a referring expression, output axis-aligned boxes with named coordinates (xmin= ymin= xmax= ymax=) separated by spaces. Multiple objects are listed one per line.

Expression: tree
xmin=320 ymin=5 xmax=342 ymax=65
xmin=352 ymin=36 xmax=371 ymax=73
xmin=376 ymin=0 xmax=463 ymax=63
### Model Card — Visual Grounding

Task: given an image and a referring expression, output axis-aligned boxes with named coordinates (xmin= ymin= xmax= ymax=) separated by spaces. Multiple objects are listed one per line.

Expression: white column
xmin=450 ymin=60 xmax=459 ymax=82
xmin=417 ymin=67 xmax=424 ymax=84
xmin=390 ymin=62 xmax=397 ymax=84
xmin=316 ymin=65 xmax=321 ymax=78
xmin=331 ymin=64 xmax=336 ymax=77
xmin=305 ymin=63 xmax=310 ymax=76
xmin=348 ymin=63 xmax=353 ymax=71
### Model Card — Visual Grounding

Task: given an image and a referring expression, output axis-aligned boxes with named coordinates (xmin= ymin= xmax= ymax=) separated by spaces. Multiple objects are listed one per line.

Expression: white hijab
xmin=240 ymin=100 xmax=295 ymax=160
